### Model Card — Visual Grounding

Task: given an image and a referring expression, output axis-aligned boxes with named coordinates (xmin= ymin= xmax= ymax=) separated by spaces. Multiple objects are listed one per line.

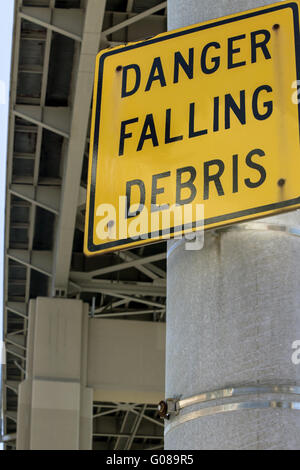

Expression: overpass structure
xmin=2 ymin=0 xmax=168 ymax=450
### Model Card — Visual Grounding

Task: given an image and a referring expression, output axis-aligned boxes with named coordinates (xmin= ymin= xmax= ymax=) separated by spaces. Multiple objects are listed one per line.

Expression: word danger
xmin=118 ymin=29 xmax=273 ymax=156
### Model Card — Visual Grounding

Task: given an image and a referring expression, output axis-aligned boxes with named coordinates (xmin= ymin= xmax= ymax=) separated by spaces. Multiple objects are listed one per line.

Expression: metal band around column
xmin=177 ymin=384 xmax=300 ymax=410
xmin=164 ymin=400 xmax=300 ymax=436
xmin=162 ymin=384 xmax=300 ymax=436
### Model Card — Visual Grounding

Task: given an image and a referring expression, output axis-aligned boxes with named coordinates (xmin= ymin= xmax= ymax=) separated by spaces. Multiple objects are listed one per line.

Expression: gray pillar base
xmin=17 ymin=298 xmax=93 ymax=450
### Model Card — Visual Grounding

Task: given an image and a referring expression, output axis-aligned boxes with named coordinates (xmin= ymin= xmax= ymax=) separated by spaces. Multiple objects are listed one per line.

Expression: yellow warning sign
xmin=85 ymin=1 xmax=300 ymax=255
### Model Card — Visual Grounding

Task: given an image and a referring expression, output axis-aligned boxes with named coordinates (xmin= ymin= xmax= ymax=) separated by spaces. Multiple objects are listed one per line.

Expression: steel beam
xmin=118 ymin=251 xmax=165 ymax=280
xmin=94 ymin=309 xmax=165 ymax=319
xmin=71 ymin=253 xmax=166 ymax=279
xmin=91 ymin=291 xmax=165 ymax=309
xmin=13 ymin=105 xmax=70 ymax=138
xmin=9 ymin=184 xmax=60 ymax=215
xmin=6 ymin=303 xmax=27 ymax=319
xmin=7 ymin=250 xmax=53 ymax=277
xmin=76 ymin=279 xmax=166 ymax=297
xmin=19 ymin=7 xmax=83 ymax=42
xmin=93 ymin=432 xmax=162 ymax=439
xmin=102 ymin=1 xmax=167 ymax=36
xmin=52 ymin=0 xmax=106 ymax=293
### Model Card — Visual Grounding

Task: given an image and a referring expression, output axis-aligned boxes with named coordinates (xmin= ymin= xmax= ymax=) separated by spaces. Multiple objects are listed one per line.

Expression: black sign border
xmin=87 ymin=2 xmax=300 ymax=253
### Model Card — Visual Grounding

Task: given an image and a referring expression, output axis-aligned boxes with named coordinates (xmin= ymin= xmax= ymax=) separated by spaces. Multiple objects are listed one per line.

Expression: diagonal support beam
xmin=74 ymin=279 xmax=166 ymax=297
xmin=13 ymin=106 xmax=70 ymax=138
xmin=118 ymin=251 xmax=165 ymax=280
xmin=7 ymin=250 xmax=53 ymax=277
xmin=9 ymin=184 xmax=60 ymax=215
xmin=96 ymin=291 xmax=165 ymax=309
xmin=19 ymin=7 xmax=83 ymax=42
xmin=102 ymin=1 xmax=167 ymax=36
xmin=70 ymin=253 xmax=166 ymax=279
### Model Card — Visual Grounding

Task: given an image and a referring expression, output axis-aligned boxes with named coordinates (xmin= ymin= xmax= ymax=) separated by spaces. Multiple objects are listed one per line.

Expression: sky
xmin=0 ymin=0 xmax=14 ymax=443
xmin=0 ymin=0 xmax=14 ymax=342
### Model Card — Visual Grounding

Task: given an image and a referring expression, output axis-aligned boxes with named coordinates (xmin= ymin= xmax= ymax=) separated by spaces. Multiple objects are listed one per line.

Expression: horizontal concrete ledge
xmin=88 ymin=319 xmax=165 ymax=404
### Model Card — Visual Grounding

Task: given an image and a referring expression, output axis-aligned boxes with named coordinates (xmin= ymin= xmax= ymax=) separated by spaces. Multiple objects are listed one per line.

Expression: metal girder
xmin=94 ymin=299 xmax=128 ymax=314
xmin=90 ymin=291 xmax=165 ymax=309
xmin=126 ymin=404 xmax=146 ymax=450
xmin=6 ymin=346 xmax=25 ymax=362
xmin=19 ymin=64 xmax=43 ymax=74
xmin=71 ymin=253 xmax=166 ymax=279
xmin=7 ymin=250 xmax=53 ymax=277
xmin=126 ymin=0 xmax=134 ymax=13
xmin=52 ymin=0 xmax=106 ymax=293
xmin=24 ymin=0 xmax=55 ymax=316
xmin=3 ymin=1 xmax=23 ymax=435
xmin=13 ymin=105 xmax=70 ymax=138
xmin=131 ymin=409 xmax=164 ymax=428
xmin=4 ymin=0 xmax=169 ymax=450
xmin=6 ymin=302 xmax=28 ymax=319
xmin=118 ymin=251 xmax=165 ymax=280
xmin=93 ymin=432 xmax=162 ymax=440
xmin=94 ymin=403 xmax=164 ymax=450
xmin=93 ymin=309 xmax=165 ymax=319
xmin=9 ymin=184 xmax=60 ymax=215
xmin=13 ymin=361 xmax=25 ymax=376
xmin=114 ymin=410 xmax=130 ymax=450
xmin=102 ymin=1 xmax=167 ymax=36
xmin=19 ymin=7 xmax=83 ymax=42
xmin=6 ymin=334 xmax=26 ymax=351
xmin=5 ymin=412 xmax=17 ymax=424
xmin=76 ymin=279 xmax=166 ymax=297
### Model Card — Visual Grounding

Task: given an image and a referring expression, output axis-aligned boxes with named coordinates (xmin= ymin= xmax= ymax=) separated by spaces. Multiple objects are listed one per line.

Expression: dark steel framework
xmin=2 ymin=0 xmax=167 ymax=450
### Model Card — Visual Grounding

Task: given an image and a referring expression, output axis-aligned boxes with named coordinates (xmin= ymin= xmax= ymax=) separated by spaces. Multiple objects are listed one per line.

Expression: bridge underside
xmin=3 ymin=0 xmax=168 ymax=450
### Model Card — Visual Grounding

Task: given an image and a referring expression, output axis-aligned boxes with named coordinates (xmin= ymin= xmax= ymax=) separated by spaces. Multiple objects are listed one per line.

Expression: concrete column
xmin=166 ymin=0 xmax=300 ymax=450
xmin=17 ymin=298 xmax=93 ymax=450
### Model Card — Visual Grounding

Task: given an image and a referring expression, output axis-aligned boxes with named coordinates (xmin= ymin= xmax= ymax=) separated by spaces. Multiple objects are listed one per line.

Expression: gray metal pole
xmin=166 ymin=0 xmax=300 ymax=450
